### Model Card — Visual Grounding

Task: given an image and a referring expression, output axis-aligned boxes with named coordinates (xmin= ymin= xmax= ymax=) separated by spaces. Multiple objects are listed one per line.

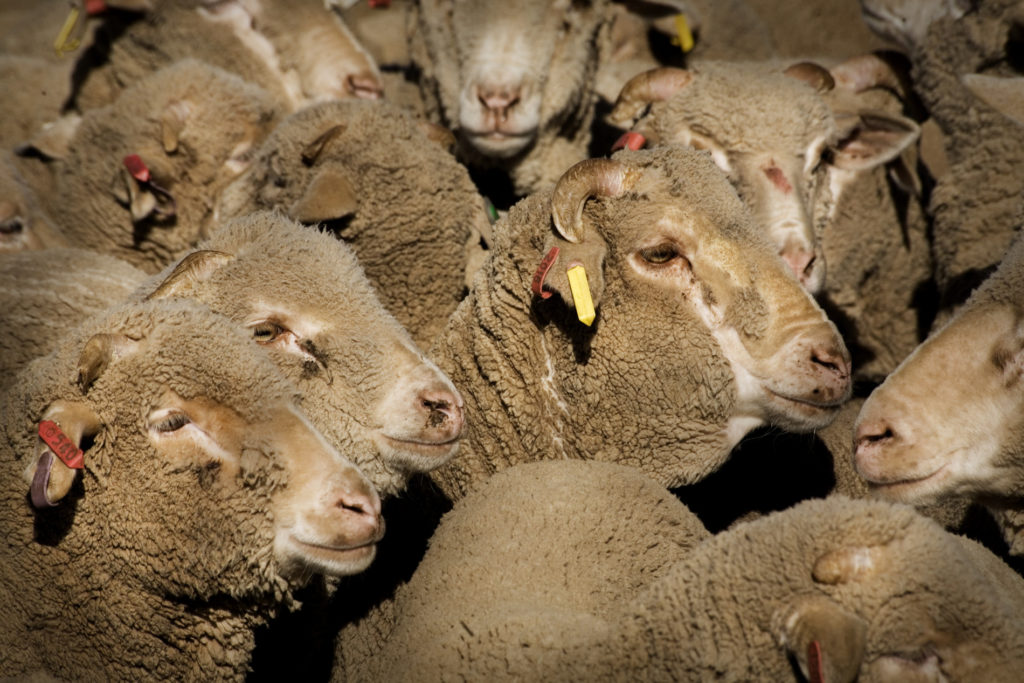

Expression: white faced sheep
xmin=855 ymin=233 xmax=1024 ymax=555
xmin=68 ymin=0 xmax=383 ymax=112
xmin=0 ymin=298 xmax=383 ymax=681
xmin=428 ymin=146 xmax=852 ymax=501
xmin=216 ymin=99 xmax=487 ymax=348
xmin=409 ymin=0 xmax=614 ymax=196
xmin=30 ymin=59 xmax=281 ymax=273
xmin=0 ymin=212 xmax=465 ymax=499
xmin=337 ymin=459 xmax=711 ymax=681
xmin=860 ymin=0 xmax=1024 ymax=312
xmin=371 ymin=495 xmax=1024 ymax=681
xmin=608 ymin=58 xmax=930 ymax=380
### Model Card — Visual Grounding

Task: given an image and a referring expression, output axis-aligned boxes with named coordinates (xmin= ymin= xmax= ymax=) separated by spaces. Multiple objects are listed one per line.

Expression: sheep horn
xmin=146 ymin=250 xmax=235 ymax=301
xmin=812 ymin=545 xmax=888 ymax=585
xmin=77 ymin=333 xmax=139 ymax=394
xmin=783 ymin=62 xmax=835 ymax=93
xmin=608 ymin=67 xmax=693 ymax=127
xmin=551 ymin=159 xmax=635 ymax=243
xmin=301 ymin=124 xmax=347 ymax=166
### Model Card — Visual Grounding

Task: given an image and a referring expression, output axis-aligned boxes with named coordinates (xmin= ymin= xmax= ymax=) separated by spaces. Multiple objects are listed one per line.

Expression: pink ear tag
xmin=368 ymin=0 xmax=391 ymax=7
xmin=807 ymin=640 xmax=825 ymax=683
xmin=611 ymin=132 xmax=646 ymax=152
xmin=85 ymin=0 xmax=107 ymax=14
xmin=123 ymin=154 xmax=151 ymax=183
xmin=531 ymin=247 xmax=560 ymax=299
xmin=122 ymin=154 xmax=177 ymax=218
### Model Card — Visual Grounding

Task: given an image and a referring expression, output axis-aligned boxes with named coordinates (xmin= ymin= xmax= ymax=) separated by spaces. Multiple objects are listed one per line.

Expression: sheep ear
xmin=773 ymin=595 xmax=867 ymax=683
xmin=830 ymin=110 xmax=920 ymax=172
xmin=16 ymin=114 xmax=82 ymax=161
xmin=22 ymin=400 xmax=101 ymax=507
xmin=289 ymin=167 xmax=359 ymax=224
xmin=160 ymin=100 xmax=194 ymax=154
xmin=114 ymin=165 xmax=176 ymax=223
xmin=146 ymin=250 xmax=235 ymax=300
xmin=301 ymin=124 xmax=346 ymax=166
xmin=77 ymin=333 xmax=139 ymax=394
xmin=961 ymin=73 xmax=1024 ymax=127
xmin=533 ymin=236 xmax=608 ymax=326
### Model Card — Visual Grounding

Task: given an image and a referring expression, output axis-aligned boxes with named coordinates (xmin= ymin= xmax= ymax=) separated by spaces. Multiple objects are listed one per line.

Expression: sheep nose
xmin=780 ymin=244 xmax=817 ymax=288
xmin=418 ymin=385 xmax=464 ymax=443
xmin=477 ymin=84 xmax=521 ymax=120
xmin=347 ymin=73 xmax=383 ymax=99
xmin=855 ymin=417 xmax=897 ymax=452
xmin=808 ymin=341 xmax=852 ymax=401
xmin=333 ymin=473 xmax=383 ymax=539
xmin=0 ymin=201 xmax=16 ymax=223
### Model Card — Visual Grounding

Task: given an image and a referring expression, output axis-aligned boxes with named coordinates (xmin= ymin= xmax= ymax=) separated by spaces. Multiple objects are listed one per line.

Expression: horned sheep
xmin=0 ymin=298 xmax=383 ymax=681
xmin=608 ymin=58 xmax=931 ymax=380
xmin=32 ymin=59 xmax=281 ymax=273
xmin=216 ymin=99 xmax=486 ymax=348
xmin=428 ymin=146 xmax=852 ymax=501
xmin=855 ymin=232 xmax=1024 ymax=555
xmin=371 ymin=495 xmax=1024 ymax=681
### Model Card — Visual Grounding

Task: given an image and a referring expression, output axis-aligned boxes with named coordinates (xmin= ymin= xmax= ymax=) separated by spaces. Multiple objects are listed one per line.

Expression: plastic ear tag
xmin=39 ymin=420 xmax=85 ymax=469
xmin=368 ymin=0 xmax=391 ymax=6
xmin=611 ymin=132 xmax=646 ymax=152
xmin=531 ymin=246 xmax=560 ymax=299
xmin=671 ymin=14 xmax=695 ymax=53
xmin=53 ymin=5 xmax=84 ymax=57
xmin=485 ymin=198 xmax=499 ymax=224
xmin=566 ymin=264 xmax=595 ymax=326
xmin=85 ymin=0 xmax=107 ymax=13
xmin=123 ymin=154 xmax=151 ymax=182
xmin=807 ymin=640 xmax=824 ymax=683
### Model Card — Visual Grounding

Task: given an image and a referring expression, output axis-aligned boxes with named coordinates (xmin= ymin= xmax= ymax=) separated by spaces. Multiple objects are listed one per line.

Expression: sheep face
xmin=609 ymin=63 xmax=920 ymax=293
xmin=7 ymin=301 xmax=382 ymax=600
xmin=422 ymin=0 xmax=609 ymax=160
xmin=147 ymin=214 xmax=464 ymax=498
xmin=854 ymin=301 xmax=1024 ymax=504
xmin=0 ymin=159 xmax=63 ymax=254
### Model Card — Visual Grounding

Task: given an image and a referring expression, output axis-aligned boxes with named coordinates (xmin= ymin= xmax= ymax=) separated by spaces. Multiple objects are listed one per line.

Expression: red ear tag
xmin=39 ymin=420 xmax=85 ymax=469
xmin=611 ymin=132 xmax=646 ymax=152
xmin=807 ymin=640 xmax=825 ymax=683
xmin=85 ymin=0 xmax=108 ymax=14
xmin=531 ymin=246 xmax=560 ymax=299
xmin=368 ymin=0 xmax=391 ymax=7
xmin=123 ymin=154 xmax=151 ymax=183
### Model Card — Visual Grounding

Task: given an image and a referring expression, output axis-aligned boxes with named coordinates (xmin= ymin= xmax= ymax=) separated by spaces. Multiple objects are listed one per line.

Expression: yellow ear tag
xmin=671 ymin=14 xmax=695 ymax=54
xmin=54 ymin=5 xmax=84 ymax=57
xmin=566 ymin=264 xmax=595 ymax=327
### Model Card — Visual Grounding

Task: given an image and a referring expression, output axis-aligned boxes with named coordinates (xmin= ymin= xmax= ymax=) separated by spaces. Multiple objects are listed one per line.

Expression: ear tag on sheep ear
xmin=485 ymin=198 xmax=499 ymax=224
xmin=531 ymin=246 xmax=560 ymax=299
xmin=566 ymin=263 xmax=595 ymax=326
xmin=368 ymin=0 xmax=391 ymax=6
xmin=53 ymin=5 xmax=84 ymax=56
xmin=39 ymin=420 xmax=85 ymax=469
xmin=122 ymin=154 xmax=177 ymax=218
xmin=671 ymin=14 xmax=695 ymax=53
xmin=611 ymin=132 xmax=646 ymax=152
xmin=30 ymin=451 xmax=59 ymax=509
xmin=807 ymin=640 xmax=825 ymax=683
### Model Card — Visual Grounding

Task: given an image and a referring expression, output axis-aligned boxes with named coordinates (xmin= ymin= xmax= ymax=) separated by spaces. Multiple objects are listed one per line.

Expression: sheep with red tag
xmin=217 ymin=99 xmax=488 ymax=348
xmin=427 ymin=145 xmax=852 ymax=501
xmin=29 ymin=59 xmax=281 ymax=273
xmin=371 ymin=495 xmax=1024 ymax=681
xmin=0 ymin=297 xmax=383 ymax=681
xmin=608 ymin=57 xmax=932 ymax=380
xmin=68 ymin=0 xmax=383 ymax=113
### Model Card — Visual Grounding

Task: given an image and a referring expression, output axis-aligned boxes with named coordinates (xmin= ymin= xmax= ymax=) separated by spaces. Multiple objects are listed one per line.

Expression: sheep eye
xmin=639 ymin=244 xmax=680 ymax=265
xmin=154 ymin=411 xmax=191 ymax=433
xmin=250 ymin=321 xmax=286 ymax=344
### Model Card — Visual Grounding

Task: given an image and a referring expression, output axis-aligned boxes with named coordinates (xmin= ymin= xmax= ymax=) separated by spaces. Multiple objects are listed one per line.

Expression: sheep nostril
xmin=855 ymin=419 xmax=897 ymax=448
xmin=811 ymin=345 xmax=851 ymax=380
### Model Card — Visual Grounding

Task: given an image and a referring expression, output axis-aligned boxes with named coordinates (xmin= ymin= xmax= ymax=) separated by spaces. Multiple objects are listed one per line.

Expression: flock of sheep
xmin=0 ymin=0 xmax=1023 ymax=680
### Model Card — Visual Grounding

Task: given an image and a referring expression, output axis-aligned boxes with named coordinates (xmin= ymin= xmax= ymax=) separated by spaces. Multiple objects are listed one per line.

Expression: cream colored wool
xmin=41 ymin=60 xmax=281 ymax=273
xmin=217 ymin=100 xmax=482 ymax=348
xmin=0 ymin=153 xmax=68 ymax=256
xmin=373 ymin=496 xmax=1024 ymax=681
xmin=0 ymin=299 xmax=311 ymax=680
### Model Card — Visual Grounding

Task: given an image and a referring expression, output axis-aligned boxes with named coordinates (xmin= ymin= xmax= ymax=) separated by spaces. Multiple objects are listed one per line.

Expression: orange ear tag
xmin=39 ymin=420 xmax=84 ymax=469
xmin=566 ymin=264 xmax=595 ymax=326
xmin=611 ymin=132 xmax=646 ymax=152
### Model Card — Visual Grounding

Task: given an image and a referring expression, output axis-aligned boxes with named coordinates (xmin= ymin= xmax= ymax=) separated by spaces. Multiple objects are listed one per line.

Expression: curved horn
xmin=301 ymin=124 xmax=347 ymax=166
xmin=77 ymin=333 xmax=139 ymax=394
xmin=608 ymin=67 xmax=693 ymax=127
xmin=146 ymin=250 xmax=234 ymax=301
xmin=783 ymin=62 xmax=835 ymax=93
xmin=551 ymin=159 xmax=634 ymax=243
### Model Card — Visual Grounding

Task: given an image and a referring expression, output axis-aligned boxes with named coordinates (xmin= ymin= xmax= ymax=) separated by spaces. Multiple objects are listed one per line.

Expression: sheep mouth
xmin=766 ymin=389 xmax=845 ymax=412
xmin=286 ymin=533 xmax=381 ymax=573
xmin=377 ymin=433 xmax=461 ymax=460
xmin=862 ymin=465 xmax=948 ymax=500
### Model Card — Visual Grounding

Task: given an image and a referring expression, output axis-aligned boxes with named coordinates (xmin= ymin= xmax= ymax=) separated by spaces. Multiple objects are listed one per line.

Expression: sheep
xmin=0 ymin=153 xmax=67 ymax=255
xmin=337 ymin=459 xmax=711 ymax=680
xmin=216 ymin=99 xmax=486 ymax=348
xmin=370 ymin=495 xmax=1024 ymax=681
xmin=30 ymin=59 xmax=281 ymax=273
xmin=607 ymin=58 xmax=931 ymax=380
xmin=860 ymin=0 xmax=1024 ymax=311
xmin=0 ymin=56 xmax=70 ymax=150
xmin=408 ymin=0 xmax=614 ymax=197
xmin=67 ymin=0 xmax=383 ymax=113
xmin=0 ymin=297 xmax=384 ymax=681
xmin=427 ymin=146 xmax=852 ymax=502
xmin=854 ymin=232 xmax=1024 ymax=555
xmin=0 ymin=212 xmax=465 ymax=499
xmin=0 ymin=248 xmax=144 ymax=392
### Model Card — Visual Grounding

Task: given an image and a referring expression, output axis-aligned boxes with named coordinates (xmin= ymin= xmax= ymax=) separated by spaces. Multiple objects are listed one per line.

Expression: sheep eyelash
xmin=148 ymin=409 xmax=192 ymax=434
